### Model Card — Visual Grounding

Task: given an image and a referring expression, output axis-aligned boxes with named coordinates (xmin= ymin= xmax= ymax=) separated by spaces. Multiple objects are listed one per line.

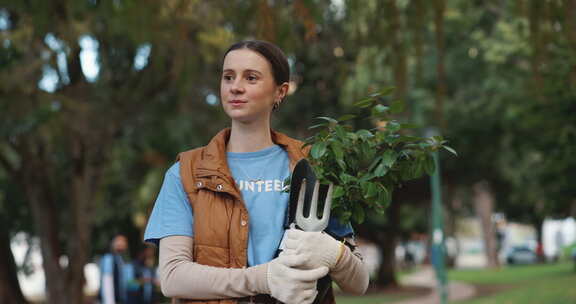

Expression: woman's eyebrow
xmin=243 ymin=69 xmax=263 ymax=75
xmin=222 ymin=68 xmax=263 ymax=75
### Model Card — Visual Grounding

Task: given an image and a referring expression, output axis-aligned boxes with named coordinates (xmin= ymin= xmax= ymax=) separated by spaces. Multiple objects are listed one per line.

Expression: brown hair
xmin=223 ymin=40 xmax=290 ymax=86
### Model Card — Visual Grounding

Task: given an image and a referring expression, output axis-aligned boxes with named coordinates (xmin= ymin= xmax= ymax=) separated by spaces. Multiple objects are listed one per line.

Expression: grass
xmin=334 ymin=268 xmax=426 ymax=304
xmin=450 ymin=262 xmax=576 ymax=304
xmin=336 ymin=262 xmax=576 ymax=304
xmin=449 ymin=261 xmax=573 ymax=284
xmin=335 ymin=294 xmax=410 ymax=304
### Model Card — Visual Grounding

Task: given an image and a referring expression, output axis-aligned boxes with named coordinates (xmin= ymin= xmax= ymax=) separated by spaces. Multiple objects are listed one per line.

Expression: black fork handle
xmin=282 ymin=159 xmax=331 ymax=304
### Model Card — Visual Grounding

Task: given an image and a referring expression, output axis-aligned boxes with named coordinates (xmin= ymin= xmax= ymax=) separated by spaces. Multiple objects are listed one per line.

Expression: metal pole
xmin=430 ymin=150 xmax=448 ymax=303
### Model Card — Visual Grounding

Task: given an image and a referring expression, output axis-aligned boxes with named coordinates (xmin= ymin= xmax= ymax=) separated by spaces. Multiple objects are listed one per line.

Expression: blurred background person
xmin=99 ymin=234 xmax=130 ymax=304
xmin=126 ymin=245 xmax=159 ymax=304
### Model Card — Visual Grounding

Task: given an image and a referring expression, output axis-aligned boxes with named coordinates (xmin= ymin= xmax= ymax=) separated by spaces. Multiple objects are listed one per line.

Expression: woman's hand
xmin=282 ymin=228 xmax=344 ymax=271
xmin=267 ymin=254 xmax=328 ymax=304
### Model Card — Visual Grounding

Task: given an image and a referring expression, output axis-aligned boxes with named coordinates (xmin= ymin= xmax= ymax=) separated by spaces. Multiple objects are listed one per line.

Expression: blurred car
xmin=506 ymin=245 xmax=537 ymax=265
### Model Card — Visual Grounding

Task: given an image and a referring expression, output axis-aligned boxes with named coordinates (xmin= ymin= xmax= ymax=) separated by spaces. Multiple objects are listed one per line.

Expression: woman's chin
xmin=227 ymin=111 xmax=270 ymax=125
xmin=228 ymin=113 xmax=256 ymax=124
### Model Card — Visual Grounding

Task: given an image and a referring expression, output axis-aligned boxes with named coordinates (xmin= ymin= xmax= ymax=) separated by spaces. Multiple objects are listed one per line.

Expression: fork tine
xmin=310 ymin=181 xmax=320 ymax=218
xmin=320 ymin=183 xmax=333 ymax=221
xmin=296 ymin=179 xmax=306 ymax=219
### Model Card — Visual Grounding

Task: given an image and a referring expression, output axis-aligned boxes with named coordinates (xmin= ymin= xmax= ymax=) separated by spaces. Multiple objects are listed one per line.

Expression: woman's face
xmin=220 ymin=49 xmax=285 ymax=123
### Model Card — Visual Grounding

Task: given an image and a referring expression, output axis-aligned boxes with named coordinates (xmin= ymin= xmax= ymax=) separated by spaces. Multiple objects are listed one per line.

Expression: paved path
xmin=392 ymin=266 xmax=476 ymax=304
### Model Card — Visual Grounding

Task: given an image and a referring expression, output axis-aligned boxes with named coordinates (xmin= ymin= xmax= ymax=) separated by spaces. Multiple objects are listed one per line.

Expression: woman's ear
xmin=277 ymin=82 xmax=290 ymax=101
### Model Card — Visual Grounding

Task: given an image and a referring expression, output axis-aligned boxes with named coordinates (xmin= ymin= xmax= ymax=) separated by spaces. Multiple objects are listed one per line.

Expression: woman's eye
xmin=223 ymin=75 xmax=233 ymax=81
xmin=247 ymin=75 xmax=258 ymax=81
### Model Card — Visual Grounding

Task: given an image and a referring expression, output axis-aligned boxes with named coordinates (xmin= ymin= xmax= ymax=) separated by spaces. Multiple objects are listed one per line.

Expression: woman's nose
xmin=230 ymin=79 xmax=245 ymax=94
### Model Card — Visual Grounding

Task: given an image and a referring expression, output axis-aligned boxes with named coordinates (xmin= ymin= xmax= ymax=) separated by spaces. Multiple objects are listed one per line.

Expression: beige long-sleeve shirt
xmin=158 ymin=235 xmax=369 ymax=299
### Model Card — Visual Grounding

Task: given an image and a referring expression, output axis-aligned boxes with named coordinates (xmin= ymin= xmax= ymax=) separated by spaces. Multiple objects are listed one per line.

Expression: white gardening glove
xmin=267 ymin=253 xmax=329 ymax=304
xmin=283 ymin=228 xmax=343 ymax=271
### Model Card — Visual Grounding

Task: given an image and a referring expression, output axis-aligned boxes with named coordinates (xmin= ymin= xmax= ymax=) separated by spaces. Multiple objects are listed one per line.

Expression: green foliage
xmin=304 ymin=88 xmax=455 ymax=224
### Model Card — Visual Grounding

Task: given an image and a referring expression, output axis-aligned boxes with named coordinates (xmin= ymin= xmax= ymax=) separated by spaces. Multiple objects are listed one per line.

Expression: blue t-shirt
xmin=144 ymin=145 xmax=352 ymax=266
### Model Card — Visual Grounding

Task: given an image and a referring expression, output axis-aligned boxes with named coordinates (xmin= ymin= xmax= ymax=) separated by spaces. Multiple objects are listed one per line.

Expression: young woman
xmin=144 ymin=40 xmax=369 ymax=304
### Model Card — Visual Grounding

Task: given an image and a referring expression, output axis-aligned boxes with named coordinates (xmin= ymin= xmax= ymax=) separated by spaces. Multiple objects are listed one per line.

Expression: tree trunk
xmin=376 ymin=200 xmax=401 ymax=288
xmin=433 ymin=0 xmax=447 ymax=130
xmin=0 ymin=227 xmax=28 ymax=304
xmin=67 ymin=136 xmax=105 ymax=304
xmin=408 ymin=0 xmax=427 ymax=124
xmin=473 ymin=181 xmax=500 ymax=269
xmin=355 ymin=198 xmax=401 ymax=288
xmin=18 ymin=138 xmax=75 ymax=304
xmin=532 ymin=216 xmax=546 ymax=263
xmin=529 ymin=0 xmax=545 ymax=101
xmin=411 ymin=0 xmax=426 ymax=86
xmin=385 ymin=0 xmax=408 ymax=104
xmin=377 ymin=240 xmax=399 ymax=288
xmin=563 ymin=0 xmax=576 ymax=86
xmin=515 ymin=0 xmax=527 ymax=17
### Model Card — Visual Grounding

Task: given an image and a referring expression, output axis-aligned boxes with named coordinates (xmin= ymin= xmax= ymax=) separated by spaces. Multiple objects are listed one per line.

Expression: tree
xmin=0 ymin=1 xmax=230 ymax=302
xmin=0 ymin=173 xmax=29 ymax=304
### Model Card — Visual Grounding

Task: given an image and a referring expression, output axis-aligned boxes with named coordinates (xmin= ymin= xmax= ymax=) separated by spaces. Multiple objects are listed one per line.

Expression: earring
xmin=273 ymin=100 xmax=280 ymax=111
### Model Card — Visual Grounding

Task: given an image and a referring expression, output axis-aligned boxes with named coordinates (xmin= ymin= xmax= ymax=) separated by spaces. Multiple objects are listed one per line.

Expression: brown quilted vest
xmin=173 ymin=128 xmax=335 ymax=304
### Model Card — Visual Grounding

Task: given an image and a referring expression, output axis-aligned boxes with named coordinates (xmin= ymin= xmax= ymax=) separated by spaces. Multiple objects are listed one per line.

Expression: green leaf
xmin=359 ymin=141 xmax=374 ymax=162
xmin=353 ymin=98 xmax=373 ymax=108
xmin=379 ymin=87 xmax=396 ymax=96
xmin=331 ymin=141 xmax=344 ymax=160
xmin=332 ymin=186 xmax=345 ymax=199
xmin=443 ymin=145 xmax=458 ymax=156
xmin=413 ymin=157 xmax=424 ymax=177
xmin=341 ymin=211 xmax=352 ymax=223
xmin=347 ymin=133 xmax=358 ymax=141
xmin=378 ymin=185 xmax=391 ymax=206
xmin=356 ymin=129 xmax=374 ymax=140
xmin=352 ymin=203 xmax=365 ymax=224
xmin=337 ymin=158 xmax=347 ymax=170
xmin=339 ymin=172 xmax=356 ymax=184
xmin=337 ymin=114 xmax=356 ymax=122
xmin=310 ymin=142 xmax=327 ymax=159
xmin=371 ymin=104 xmax=389 ymax=115
xmin=360 ymin=181 xmax=369 ymax=194
xmin=374 ymin=163 xmax=388 ymax=177
xmin=365 ymin=183 xmax=378 ymax=198
xmin=359 ymin=173 xmax=375 ymax=182
xmin=386 ymin=121 xmax=401 ymax=132
xmin=308 ymin=123 xmax=328 ymax=130
xmin=367 ymin=156 xmax=383 ymax=171
xmin=424 ymin=155 xmax=436 ymax=175
xmin=382 ymin=150 xmax=397 ymax=168
xmin=334 ymin=125 xmax=347 ymax=139
xmin=315 ymin=116 xmax=338 ymax=124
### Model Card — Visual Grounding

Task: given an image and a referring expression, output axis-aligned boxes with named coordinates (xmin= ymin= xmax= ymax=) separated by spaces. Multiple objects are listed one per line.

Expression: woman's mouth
xmin=229 ymin=100 xmax=247 ymax=106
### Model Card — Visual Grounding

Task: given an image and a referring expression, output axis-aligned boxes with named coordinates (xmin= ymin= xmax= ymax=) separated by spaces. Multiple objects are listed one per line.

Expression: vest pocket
xmin=194 ymin=245 xmax=231 ymax=267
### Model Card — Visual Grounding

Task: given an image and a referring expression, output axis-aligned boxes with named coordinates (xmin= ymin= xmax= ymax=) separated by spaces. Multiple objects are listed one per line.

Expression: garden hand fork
xmin=288 ymin=159 xmax=334 ymax=304
xmin=295 ymin=180 xmax=333 ymax=232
